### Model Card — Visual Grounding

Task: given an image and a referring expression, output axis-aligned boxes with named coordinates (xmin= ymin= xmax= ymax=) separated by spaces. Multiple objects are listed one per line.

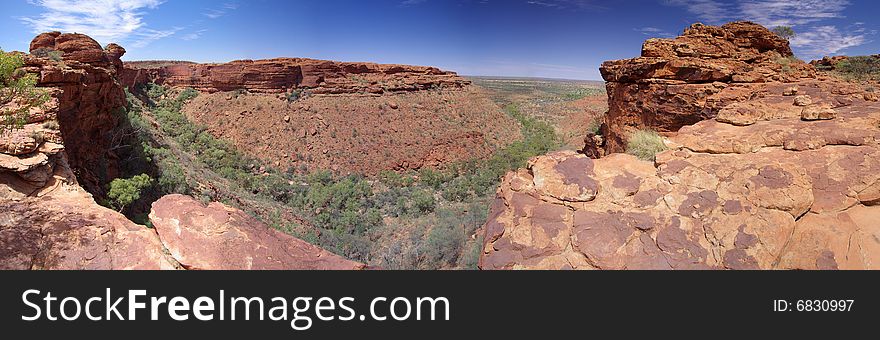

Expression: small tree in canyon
xmin=107 ymin=174 xmax=154 ymax=212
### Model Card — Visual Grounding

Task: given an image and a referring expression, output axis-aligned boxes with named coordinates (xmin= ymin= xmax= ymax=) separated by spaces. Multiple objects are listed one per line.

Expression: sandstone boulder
xmin=594 ymin=22 xmax=816 ymax=154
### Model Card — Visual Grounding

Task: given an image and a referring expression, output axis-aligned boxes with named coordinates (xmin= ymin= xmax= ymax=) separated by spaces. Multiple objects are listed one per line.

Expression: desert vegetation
xmin=833 ymin=56 xmax=880 ymax=81
xmin=626 ymin=129 xmax=667 ymax=161
xmin=771 ymin=26 xmax=795 ymax=41
xmin=1 ymin=50 xmax=50 ymax=133
xmin=112 ymin=83 xmax=563 ymax=269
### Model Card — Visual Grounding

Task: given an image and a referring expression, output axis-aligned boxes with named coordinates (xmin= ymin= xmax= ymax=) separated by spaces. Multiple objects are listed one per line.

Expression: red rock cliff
xmin=25 ymin=32 xmax=128 ymax=197
xmin=121 ymin=58 xmax=471 ymax=94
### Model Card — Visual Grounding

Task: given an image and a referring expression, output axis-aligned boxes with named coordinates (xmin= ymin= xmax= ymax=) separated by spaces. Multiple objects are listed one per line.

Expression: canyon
xmin=1 ymin=32 xmax=363 ymax=270
xmin=480 ymin=22 xmax=880 ymax=270
xmin=4 ymin=21 xmax=880 ymax=271
xmin=122 ymin=58 xmax=519 ymax=175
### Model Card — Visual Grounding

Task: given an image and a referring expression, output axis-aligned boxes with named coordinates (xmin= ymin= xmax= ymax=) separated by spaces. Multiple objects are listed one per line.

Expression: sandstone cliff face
xmin=594 ymin=22 xmax=816 ymax=155
xmin=122 ymin=58 xmax=470 ymax=95
xmin=25 ymin=32 xmax=128 ymax=197
xmin=480 ymin=23 xmax=880 ymax=270
xmin=1 ymin=32 xmax=364 ymax=270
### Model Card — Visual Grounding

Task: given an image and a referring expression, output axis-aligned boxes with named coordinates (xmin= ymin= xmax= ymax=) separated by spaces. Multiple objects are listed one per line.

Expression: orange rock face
xmin=594 ymin=21 xmax=816 ymax=155
xmin=121 ymin=58 xmax=471 ymax=95
xmin=480 ymin=22 xmax=880 ymax=270
xmin=150 ymin=195 xmax=366 ymax=270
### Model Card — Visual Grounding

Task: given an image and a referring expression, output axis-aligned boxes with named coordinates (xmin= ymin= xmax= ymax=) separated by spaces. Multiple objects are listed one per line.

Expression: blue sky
xmin=1 ymin=0 xmax=878 ymax=80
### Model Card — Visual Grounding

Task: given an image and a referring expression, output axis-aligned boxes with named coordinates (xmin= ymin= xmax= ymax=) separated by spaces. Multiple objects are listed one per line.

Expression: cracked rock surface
xmin=480 ymin=22 xmax=880 ymax=270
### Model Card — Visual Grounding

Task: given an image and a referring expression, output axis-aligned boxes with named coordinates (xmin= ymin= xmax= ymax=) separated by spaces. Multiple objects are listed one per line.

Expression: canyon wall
xmin=121 ymin=58 xmax=471 ymax=95
xmin=121 ymin=58 xmax=519 ymax=175
xmin=1 ymin=32 xmax=363 ymax=270
xmin=480 ymin=22 xmax=880 ymax=270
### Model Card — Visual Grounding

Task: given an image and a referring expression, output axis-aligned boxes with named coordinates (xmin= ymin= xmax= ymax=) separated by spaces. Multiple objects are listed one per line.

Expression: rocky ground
xmin=480 ymin=22 xmax=880 ymax=270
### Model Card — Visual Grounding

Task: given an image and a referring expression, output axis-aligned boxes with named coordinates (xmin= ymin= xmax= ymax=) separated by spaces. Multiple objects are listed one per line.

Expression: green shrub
xmin=286 ymin=89 xmax=304 ymax=102
xmin=145 ymin=82 xmax=166 ymax=100
xmin=1 ymin=50 xmax=50 ymax=133
xmin=107 ymin=174 xmax=153 ymax=212
xmin=177 ymin=88 xmax=198 ymax=102
xmin=31 ymin=48 xmax=63 ymax=62
xmin=410 ymin=190 xmax=436 ymax=214
xmin=626 ymin=129 xmax=667 ymax=162
xmin=835 ymin=56 xmax=880 ymax=80
xmin=776 ymin=56 xmax=801 ymax=75
xmin=418 ymin=168 xmax=451 ymax=190
xmin=771 ymin=26 xmax=795 ymax=41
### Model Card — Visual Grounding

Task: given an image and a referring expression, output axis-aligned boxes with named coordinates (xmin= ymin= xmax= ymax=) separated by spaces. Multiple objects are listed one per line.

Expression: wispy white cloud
xmin=400 ymin=0 xmax=428 ymax=6
xmin=21 ymin=0 xmax=173 ymax=47
xmin=738 ymin=0 xmax=849 ymax=27
xmin=790 ymin=25 xmax=866 ymax=56
xmin=181 ymin=29 xmax=208 ymax=41
xmin=634 ymin=27 xmax=675 ymax=38
xmin=203 ymin=2 xmax=240 ymax=19
xmin=525 ymin=0 xmax=607 ymax=10
xmin=180 ymin=29 xmax=208 ymax=41
xmin=663 ymin=0 xmax=731 ymax=23
xmin=663 ymin=0 xmax=870 ymax=57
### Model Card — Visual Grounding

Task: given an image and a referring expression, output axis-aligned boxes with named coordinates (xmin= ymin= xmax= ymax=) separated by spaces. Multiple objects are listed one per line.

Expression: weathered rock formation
xmin=150 ymin=195 xmax=365 ymax=270
xmin=481 ymin=23 xmax=880 ymax=270
xmin=121 ymin=58 xmax=471 ymax=95
xmin=1 ymin=32 xmax=363 ymax=270
xmin=594 ymin=22 xmax=816 ymax=155
xmin=24 ymin=32 xmax=128 ymax=197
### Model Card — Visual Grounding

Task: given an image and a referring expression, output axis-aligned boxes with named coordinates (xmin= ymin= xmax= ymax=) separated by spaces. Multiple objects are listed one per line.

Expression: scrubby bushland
xmin=114 ymin=83 xmax=562 ymax=268
xmin=775 ymin=56 xmax=802 ymax=76
xmin=834 ymin=56 xmax=880 ymax=81
xmin=1 ymin=50 xmax=50 ymax=133
xmin=626 ymin=129 xmax=668 ymax=162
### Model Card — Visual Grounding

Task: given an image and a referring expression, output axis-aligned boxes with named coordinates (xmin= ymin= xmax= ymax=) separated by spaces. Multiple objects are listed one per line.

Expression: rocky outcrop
xmin=121 ymin=58 xmax=471 ymax=95
xmin=593 ymin=22 xmax=816 ymax=155
xmin=150 ymin=195 xmax=366 ymax=270
xmin=0 ymin=137 xmax=178 ymax=269
xmin=2 ymin=32 xmax=365 ymax=270
xmin=481 ymin=23 xmax=880 ymax=270
xmin=24 ymin=32 xmax=128 ymax=197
